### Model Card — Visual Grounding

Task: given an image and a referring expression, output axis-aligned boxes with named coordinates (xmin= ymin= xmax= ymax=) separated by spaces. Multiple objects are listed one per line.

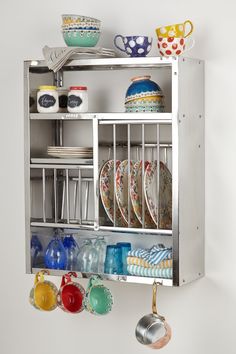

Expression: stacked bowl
xmin=125 ymin=76 xmax=165 ymax=113
xmin=62 ymin=14 xmax=101 ymax=47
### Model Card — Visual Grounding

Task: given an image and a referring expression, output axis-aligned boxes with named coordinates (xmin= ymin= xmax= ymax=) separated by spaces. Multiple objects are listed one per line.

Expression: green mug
xmin=84 ymin=276 xmax=113 ymax=315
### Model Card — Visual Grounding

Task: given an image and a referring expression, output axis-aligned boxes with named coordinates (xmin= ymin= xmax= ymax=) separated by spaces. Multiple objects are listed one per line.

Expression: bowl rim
xmin=62 ymin=14 xmax=101 ymax=23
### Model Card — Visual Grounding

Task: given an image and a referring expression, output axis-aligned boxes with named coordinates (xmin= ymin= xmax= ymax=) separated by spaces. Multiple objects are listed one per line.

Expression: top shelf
xmin=25 ymin=56 xmax=202 ymax=73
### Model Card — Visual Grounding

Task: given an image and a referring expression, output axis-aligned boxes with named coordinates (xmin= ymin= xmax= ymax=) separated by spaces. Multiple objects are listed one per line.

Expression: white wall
xmin=1 ymin=0 xmax=236 ymax=353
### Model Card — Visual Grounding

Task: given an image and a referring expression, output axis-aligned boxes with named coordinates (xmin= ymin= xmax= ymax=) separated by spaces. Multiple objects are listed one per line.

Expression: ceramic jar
xmin=37 ymin=86 xmax=59 ymax=113
xmin=125 ymin=76 xmax=164 ymax=113
xmin=67 ymin=86 xmax=88 ymax=113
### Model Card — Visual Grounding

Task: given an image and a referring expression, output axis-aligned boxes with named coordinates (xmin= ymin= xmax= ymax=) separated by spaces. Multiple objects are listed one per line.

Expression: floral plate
xmin=130 ymin=161 xmax=156 ymax=228
xmin=100 ymin=160 xmax=125 ymax=226
xmin=115 ymin=160 xmax=141 ymax=228
xmin=144 ymin=161 xmax=172 ymax=229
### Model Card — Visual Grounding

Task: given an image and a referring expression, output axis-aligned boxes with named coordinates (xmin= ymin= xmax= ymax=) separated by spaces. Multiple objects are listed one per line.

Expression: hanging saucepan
xmin=135 ymin=281 xmax=171 ymax=349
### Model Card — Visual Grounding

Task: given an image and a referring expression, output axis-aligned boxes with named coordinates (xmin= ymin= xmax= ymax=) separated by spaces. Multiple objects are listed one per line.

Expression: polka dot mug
xmin=156 ymin=20 xmax=194 ymax=39
xmin=157 ymin=37 xmax=195 ymax=57
xmin=114 ymin=35 xmax=152 ymax=57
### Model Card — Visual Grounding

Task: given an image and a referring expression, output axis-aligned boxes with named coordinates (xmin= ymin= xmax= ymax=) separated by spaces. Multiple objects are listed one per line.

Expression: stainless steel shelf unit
xmin=24 ymin=56 xmax=205 ymax=286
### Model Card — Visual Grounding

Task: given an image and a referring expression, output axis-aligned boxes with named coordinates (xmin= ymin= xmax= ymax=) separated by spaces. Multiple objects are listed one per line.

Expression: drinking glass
xmin=44 ymin=235 xmax=67 ymax=270
xmin=63 ymin=235 xmax=80 ymax=270
xmin=77 ymin=239 xmax=98 ymax=273
xmin=117 ymin=242 xmax=131 ymax=275
xmin=31 ymin=234 xmax=43 ymax=267
xmin=94 ymin=236 xmax=106 ymax=273
xmin=104 ymin=245 xmax=122 ymax=274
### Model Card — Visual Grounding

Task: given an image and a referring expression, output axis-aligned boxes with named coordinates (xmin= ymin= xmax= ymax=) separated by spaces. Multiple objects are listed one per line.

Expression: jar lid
xmin=70 ymin=86 xmax=87 ymax=91
xmin=38 ymin=85 xmax=57 ymax=91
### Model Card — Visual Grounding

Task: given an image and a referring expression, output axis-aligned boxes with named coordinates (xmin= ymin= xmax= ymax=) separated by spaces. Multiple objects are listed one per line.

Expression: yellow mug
xmin=29 ymin=271 xmax=58 ymax=311
xmin=156 ymin=20 xmax=194 ymax=38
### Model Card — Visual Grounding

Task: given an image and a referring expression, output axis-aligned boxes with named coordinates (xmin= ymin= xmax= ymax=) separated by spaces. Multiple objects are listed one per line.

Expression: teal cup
xmin=84 ymin=276 xmax=113 ymax=315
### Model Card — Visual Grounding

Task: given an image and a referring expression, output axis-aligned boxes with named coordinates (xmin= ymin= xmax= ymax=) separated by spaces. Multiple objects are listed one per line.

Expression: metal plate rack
xmin=24 ymin=56 xmax=205 ymax=286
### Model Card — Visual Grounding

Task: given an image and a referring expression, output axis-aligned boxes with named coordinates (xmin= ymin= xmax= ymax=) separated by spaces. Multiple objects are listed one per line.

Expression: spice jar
xmin=58 ymin=88 xmax=68 ymax=113
xmin=37 ymin=86 xmax=59 ymax=113
xmin=67 ymin=86 xmax=88 ymax=113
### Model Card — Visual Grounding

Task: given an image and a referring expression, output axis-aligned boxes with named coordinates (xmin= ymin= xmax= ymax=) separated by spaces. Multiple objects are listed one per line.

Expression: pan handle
xmin=152 ymin=281 xmax=165 ymax=321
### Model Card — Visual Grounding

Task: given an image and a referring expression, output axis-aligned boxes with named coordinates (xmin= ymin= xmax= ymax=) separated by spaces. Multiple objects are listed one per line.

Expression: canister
xmin=37 ymin=85 xmax=59 ymax=113
xmin=67 ymin=86 xmax=88 ymax=113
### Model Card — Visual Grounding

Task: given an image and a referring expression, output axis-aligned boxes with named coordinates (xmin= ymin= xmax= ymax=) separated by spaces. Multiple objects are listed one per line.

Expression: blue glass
xmin=44 ymin=236 xmax=67 ymax=270
xmin=116 ymin=242 xmax=131 ymax=275
xmin=63 ymin=235 xmax=80 ymax=271
xmin=31 ymin=234 xmax=43 ymax=267
xmin=104 ymin=245 xmax=122 ymax=275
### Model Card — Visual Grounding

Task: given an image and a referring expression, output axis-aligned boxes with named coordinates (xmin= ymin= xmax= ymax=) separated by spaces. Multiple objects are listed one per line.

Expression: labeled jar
xmin=67 ymin=86 xmax=88 ymax=113
xmin=58 ymin=88 xmax=68 ymax=113
xmin=37 ymin=86 xmax=59 ymax=113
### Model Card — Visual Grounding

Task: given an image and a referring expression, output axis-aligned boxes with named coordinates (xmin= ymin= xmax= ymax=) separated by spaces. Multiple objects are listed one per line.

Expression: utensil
xmin=115 ymin=160 xmax=141 ymax=227
xmin=84 ymin=275 xmax=113 ymax=315
xmin=114 ymin=35 xmax=152 ymax=57
xmin=104 ymin=245 xmax=123 ymax=274
xmin=45 ymin=235 xmax=67 ymax=270
xmin=156 ymin=20 xmax=194 ymax=38
xmin=157 ymin=37 xmax=195 ymax=57
xmin=135 ymin=281 xmax=171 ymax=349
xmin=99 ymin=159 xmax=124 ymax=226
xmin=57 ymin=272 xmax=85 ymax=313
xmin=116 ymin=242 xmax=131 ymax=275
xmin=144 ymin=161 xmax=172 ymax=229
xmin=29 ymin=270 xmax=58 ymax=311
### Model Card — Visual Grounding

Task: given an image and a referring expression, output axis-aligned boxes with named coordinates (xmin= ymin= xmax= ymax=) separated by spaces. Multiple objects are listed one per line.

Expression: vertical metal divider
xmin=127 ymin=124 xmax=131 ymax=227
xmin=84 ymin=181 xmax=89 ymax=221
xmin=164 ymin=147 xmax=168 ymax=166
xmin=156 ymin=124 xmax=160 ymax=229
xmin=66 ymin=169 xmax=70 ymax=224
xmin=53 ymin=168 xmax=57 ymax=223
xmin=141 ymin=124 xmax=145 ymax=227
xmin=93 ymin=118 xmax=99 ymax=230
xmin=61 ymin=179 xmax=65 ymax=220
xmin=73 ymin=180 xmax=78 ymax=220
xmin=42 ymin=168 xmax=46 ymax=222
xmin=113 ymin=124 xmax=117 ymax=227
xmin=78 ymin=169 xmax=82 ymax=224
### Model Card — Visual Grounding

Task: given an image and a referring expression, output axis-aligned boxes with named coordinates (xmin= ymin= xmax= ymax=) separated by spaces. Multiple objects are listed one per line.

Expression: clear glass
xmin=104 ymin=245 xmax=122 ymax=275
xmin=44 ymin=235 xmax=67 ymax=270
xmin=63 ymin=234 xmax=80 ymax=270
xmin=94 ymin=236 xmax=107 ymax=273
xmin=77 ymin=239 xmax=98 ymax=273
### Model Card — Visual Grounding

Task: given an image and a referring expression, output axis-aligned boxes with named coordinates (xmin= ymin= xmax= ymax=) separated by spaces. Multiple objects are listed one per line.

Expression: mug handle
xmin=184 ymin=20 xmax=194 ymax=38
xmin=60 ymin=272 xmax=77 ymax=287
xmin=34 ymin=270 xmax=49 ymax=285
xmin=184 ymin=38 xmax=195 ymax=53
xmin=114 ymin=35 xmax=126 ymax=52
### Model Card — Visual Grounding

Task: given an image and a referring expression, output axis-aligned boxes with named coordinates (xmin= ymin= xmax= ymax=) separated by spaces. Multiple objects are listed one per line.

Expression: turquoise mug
xmin=84 ymin=276 xmax=113 ymax=315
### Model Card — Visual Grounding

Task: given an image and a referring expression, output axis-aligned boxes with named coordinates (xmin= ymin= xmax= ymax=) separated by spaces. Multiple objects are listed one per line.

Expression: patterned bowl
xmin=125 ymin=75 xmax=164 ymax=112
xmin=62 ymin=14 xmax=101 ymax=26
xmin=62 ymin=30 xmax=101 ymax=47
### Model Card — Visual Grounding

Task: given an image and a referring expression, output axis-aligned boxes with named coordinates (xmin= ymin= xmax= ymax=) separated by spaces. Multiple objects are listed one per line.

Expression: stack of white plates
xmin=47 ymin=146 xmax=93 ymax=159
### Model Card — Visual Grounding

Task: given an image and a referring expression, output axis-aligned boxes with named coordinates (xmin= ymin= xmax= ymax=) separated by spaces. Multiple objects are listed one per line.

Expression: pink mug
xmin=157 ymin=37 xmax=195 ymax=57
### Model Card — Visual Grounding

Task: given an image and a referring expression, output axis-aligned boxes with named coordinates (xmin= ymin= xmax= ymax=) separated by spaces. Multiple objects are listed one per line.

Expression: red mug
xmin=57 ymin=272 xmax=85 ymax=314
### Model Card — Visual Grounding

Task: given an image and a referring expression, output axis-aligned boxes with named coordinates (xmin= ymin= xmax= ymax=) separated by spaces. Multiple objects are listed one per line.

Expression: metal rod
xmin=127 ymin=124 xmax=131 ymax=227
xmin=30 ymin=164 xmax=94 ymax=170
xmin=164 ymin=147 xmax=168 ymax=166
xmin=113 ymin=124 xmax=117 ymax=227
xmin=84 ymin=181 xmax=89 ymax=220
xmin=99 ymin=225 xmax=172 ymax=235
xmin=61 ymin=180 xmax=65 ymax=219
xmin=42 ymin=168 xmax=46 ymax=223
xmin=156 ymin=125 xmax=160 ymax=229
xmin=92 ymin=118 xmax=99 ymax=229
xmin=73 ymin=181 xmax=78 ymax=220
xmin=142 ymin=124 xmax=145 ymax=227
xmin=54 ymin=168 xmax=57 ymax=223
xmin=78 ymin=169 xmax=82 ymax=224
xmin=99 ymin=142 xmax=172 ymax=148
xmin=66 ymin=169 xmax=70 ymax=223
xmin=99 ymin=119 xmax=171 ymax=125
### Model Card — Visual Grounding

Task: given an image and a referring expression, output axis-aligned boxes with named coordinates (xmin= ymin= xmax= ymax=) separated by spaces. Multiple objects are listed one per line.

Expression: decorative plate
xmin=130 ymin=161 xmax=156 ymax=228
xmin=144 ymin=161 xmax=172 ymax=229
xmin=115 ymin=160 xmax=141 ymax=228
xmin=99 ymin=160 xmax=125 ymax=226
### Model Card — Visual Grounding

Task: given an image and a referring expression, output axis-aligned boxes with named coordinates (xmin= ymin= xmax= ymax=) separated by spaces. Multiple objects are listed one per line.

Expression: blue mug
xmin=114 ymin=35 xmax=152 ymax=57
